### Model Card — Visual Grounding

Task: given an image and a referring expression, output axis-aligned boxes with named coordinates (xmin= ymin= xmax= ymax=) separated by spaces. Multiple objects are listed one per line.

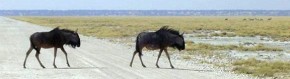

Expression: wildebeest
xmin=225 ymin=18 xmax=228 ymax=20
xmin=129 ymin=26 xmax=185 ymax=68
xmin=23 ymin=27 xmax=81 ymax=68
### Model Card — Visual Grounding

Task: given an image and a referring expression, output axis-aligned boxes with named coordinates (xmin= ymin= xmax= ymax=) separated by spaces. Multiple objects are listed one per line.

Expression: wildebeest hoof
xmin=142 ymin=65 xmax=146 ymax=68
xmin=41 ymin=65 xmax=46 ymax=68
xmin=171 ymin=66 xmax=175 ymax=69
xmin=156 ymin=65 xmax=160 ymax=68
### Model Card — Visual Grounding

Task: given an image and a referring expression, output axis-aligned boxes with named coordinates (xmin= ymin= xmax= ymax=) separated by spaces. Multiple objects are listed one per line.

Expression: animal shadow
xmin=55 ymin=67 xmax=101 ymax=69
xmin=149 ymin=67 xmax=217 ymax=72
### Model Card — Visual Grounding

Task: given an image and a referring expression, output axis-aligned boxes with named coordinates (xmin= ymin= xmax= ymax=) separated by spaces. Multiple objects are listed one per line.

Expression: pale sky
xmin=0 ymin=0 xmax=289 ymax=10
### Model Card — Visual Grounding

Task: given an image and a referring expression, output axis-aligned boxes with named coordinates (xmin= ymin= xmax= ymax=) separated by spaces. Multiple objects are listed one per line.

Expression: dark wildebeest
xmin=129 ymin=26 xmax=185 ymax=68
xmin=23 ymin=27 xmax=80 ymax=68
xmin=225 ymin=18 xmax=228 ymax=20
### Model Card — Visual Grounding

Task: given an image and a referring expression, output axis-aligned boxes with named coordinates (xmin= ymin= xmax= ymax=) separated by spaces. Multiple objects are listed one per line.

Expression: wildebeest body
xmin=23 ymin=27 xmax=80 ymax=68
xmin=130 ymin=26 xmax=185 ymax=68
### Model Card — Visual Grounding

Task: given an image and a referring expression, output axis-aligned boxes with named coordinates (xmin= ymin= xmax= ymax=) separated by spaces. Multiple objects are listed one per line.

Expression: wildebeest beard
xmin=61 ymin=32 xmax=80 ymax=48
xmin=66 ymin=41 xmax=77 ymax=48
xmin=171 ymin=43 xmax=185 ymax=51
xmin=66 ymin=38 xmax=80 ymax=48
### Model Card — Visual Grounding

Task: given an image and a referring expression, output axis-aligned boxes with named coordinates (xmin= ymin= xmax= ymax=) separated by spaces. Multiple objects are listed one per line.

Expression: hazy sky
xmin=0 ymin=0 xmax=289 ymax=10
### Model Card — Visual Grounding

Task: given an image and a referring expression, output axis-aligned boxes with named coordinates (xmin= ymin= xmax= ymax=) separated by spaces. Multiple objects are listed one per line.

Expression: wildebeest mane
xmin=59 ymin=29 xmax=76 ymax=34
xmin=156 ymin=26 xmax=180 ymax=36
xmin=50 ymin=27 xmax=75 ymax=33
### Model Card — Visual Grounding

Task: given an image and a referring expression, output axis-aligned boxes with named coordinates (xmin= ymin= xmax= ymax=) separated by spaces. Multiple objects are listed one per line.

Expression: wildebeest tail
xmin=135 ymin=34 xmax=143 ymax=56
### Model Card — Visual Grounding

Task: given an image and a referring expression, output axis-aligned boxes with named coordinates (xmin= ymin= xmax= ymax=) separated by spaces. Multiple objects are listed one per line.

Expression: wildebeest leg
xmin=35 ymin=48 xmax=45 ymax=68
xmin=138 ymin=51 xmax=146 ymax=67
xmin=155 ymin=49 xmax=163 ymax=68
xmin=129 ymin=51 xmax=137 ymax=67
xmin=61 ymin=47 xmax=70 ymax=67
xmin=23 ymin=47 xmax=33 ymax=68
xmin=53 ymin=47 xmax=58 ymax=68
xmin=164 ymin=49 xmax=174 ymax=68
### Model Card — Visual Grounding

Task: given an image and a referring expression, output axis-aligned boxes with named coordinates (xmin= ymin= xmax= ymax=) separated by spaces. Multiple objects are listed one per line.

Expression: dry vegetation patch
xmin=233 ymin=58 xmax=290 ymax=78
xmin=185 ymin=41 xmax=283 ymax=55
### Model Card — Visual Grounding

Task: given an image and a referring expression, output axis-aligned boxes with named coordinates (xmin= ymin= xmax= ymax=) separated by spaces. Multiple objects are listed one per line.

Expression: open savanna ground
xmin=10 ymin=16 xmax=290 ymax=78
xmin=3 ymin=16 xmax=256 ymax=79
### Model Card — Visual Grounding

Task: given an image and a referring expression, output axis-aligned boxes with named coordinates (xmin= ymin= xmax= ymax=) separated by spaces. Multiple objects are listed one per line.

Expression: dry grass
xmin=185 ymin=41 xmax=282 ymax=52
xmin=181 ymin=55 xmax=192 ymax=60
xmin=9 ymin=16 xmax=290 ymax=41
xmin=238 ymin=44 xmax=283 ymax=51
xmin=232 ymin=58 xmax=290 ymax=77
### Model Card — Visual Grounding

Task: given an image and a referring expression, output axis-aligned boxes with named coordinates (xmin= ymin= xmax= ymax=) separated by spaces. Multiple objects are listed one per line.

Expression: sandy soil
xmin=0 ymin=17 xmax=253 ymax=79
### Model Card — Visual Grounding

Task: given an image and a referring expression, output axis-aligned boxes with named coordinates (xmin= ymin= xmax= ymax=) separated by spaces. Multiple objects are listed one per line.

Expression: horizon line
xmin=1 ymin=9 xmax=290 ymax=11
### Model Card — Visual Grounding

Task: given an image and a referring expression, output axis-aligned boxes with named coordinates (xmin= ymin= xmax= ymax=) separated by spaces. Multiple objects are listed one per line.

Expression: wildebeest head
xmin=65 ymin=29 xmax=81 ymax=48
xmin=172 ymin=33 xmax=185 ymax=51
xmin=157 ymin=26 xmax=185 ymax=51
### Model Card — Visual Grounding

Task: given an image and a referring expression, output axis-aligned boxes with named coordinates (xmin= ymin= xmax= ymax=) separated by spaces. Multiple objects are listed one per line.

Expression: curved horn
xmin=180 ymin=32 xmax=184 ymax=35
xmin=55 ymin=26 xmax=60 ymax=29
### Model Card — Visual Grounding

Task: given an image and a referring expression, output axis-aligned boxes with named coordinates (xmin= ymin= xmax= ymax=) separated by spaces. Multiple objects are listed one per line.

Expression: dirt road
xmin=0 ymin=17 xmax=251 ymax=79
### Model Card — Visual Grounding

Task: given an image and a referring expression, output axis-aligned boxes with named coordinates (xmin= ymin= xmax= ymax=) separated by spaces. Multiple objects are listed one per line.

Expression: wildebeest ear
xmin=75 ymin=28 xmax=78 ymax=33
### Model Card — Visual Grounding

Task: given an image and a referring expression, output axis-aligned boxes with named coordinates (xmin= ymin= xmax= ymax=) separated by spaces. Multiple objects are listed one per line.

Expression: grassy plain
xmin=10 ymin=16 xmax=290 ymax=41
